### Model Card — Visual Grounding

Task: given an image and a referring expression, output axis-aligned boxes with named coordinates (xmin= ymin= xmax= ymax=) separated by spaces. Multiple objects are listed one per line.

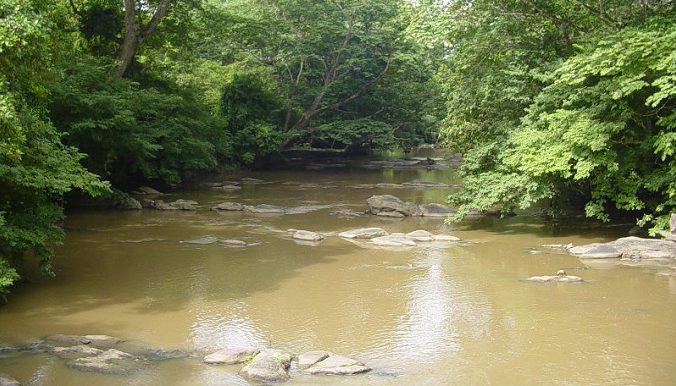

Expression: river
xmin=1 ymin=160 xmax=675 ymax=385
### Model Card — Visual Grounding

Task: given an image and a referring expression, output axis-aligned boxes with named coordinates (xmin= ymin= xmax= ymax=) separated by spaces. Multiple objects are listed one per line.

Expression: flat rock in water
xmin=338 ymin=228 xmax=388 ymax=239
xmin=204 ymin=347 xmax=260 ymax=365
xmin=526 ymin=275 xmax=583 ymax=283
xmin=330 ymin=209 xmax=364 ymax=217
xmin=292 ymin=230 xmax=324 ymax=241
xmin=214 ymin=185 xmax=242 ymax=191
xmin=45 ymin=334 xmax=122 ymax=349
xmin=245 ymin=204 xmax=285 ymax=214
xmin=375 ymin=183 xmax=405 ymax=189
xmin=285 ymin=205 xmax=334 ymax=214
xmin=0 ymin=374 xmax=20 ymax=386
xmin=418 ymin=203 xmax=455 ymax=217
xmin=297 ymin=351 xmax=331 ymax=370
xmin=212 ymin=202 xmax=244 ymax=211
xmin=241 ymin=178 xmax=270 ymax=185
xmin=67 ymin=349 xmax=142 ymax=375
xmin=406 ymin=230 xmax=434 ymax=241
xmin=52 ymin=345 xmax=103 ymax=359
xmin=303 ymin=354 xmax=371 ymax=375
xmin=240 ymin=349 xmax=292 ymax=383
xmin=371 ymin=235 xmax=417 ymax=247
xmin=180 ymin=236 xmax=219 ymax=245
xmin=569 ymin=244 xmax=622 ymax=259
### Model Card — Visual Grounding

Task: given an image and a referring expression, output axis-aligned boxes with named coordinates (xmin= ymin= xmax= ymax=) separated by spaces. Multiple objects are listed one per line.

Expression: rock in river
xmin=180 ymin=236 xmax=219 ymax=245
xmin=291 ymin=230 xmax=324 ymax=241
xmin=406 ymin=230 xmax=434 ymax=241
xmin=240 ymin=349 xmax=292 ymax=383
xmin=212 ymin=202 xmax=244 ymax=211
xmin=418 ymin=203 xmax=455 ymax=217
xmin=302 ymin=353 xmax=371 ymax=375
xmin=52 ymin=345 xmax=103 ymax=359
xmin=67 ymin=349 xmax=143 ymax=375
xmin=245 ymin=204 xmax=286 ymax=214
xmin=338 ymin=228 xmax=388 ymax=239
xmin=526 ymin=270 xmax=583 ymax=283
xmin=370 ymin=235 xmax=417 ymax=247
xmin=367 ymin=195 xmax=420 ymax=217
xmin=45 ymin=334 xmax=122 ymax=349
xmin=204 ymin=347 xmax=260 ymax=365
xmin=569 ymin=244 xmax=622 ymax=259
xmin=0 ymin=374 xmax=20 ymax=386
xmin=297 ymin=351 xmax=330 ymax=370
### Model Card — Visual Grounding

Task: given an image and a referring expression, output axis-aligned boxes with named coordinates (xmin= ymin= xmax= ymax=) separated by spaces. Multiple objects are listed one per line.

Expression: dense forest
xmin=1 ymin=0 xmax=674 ymax=296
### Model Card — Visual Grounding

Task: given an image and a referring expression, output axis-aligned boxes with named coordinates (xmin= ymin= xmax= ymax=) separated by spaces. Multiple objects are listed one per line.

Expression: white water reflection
xmin=190 ymin=303 xmax=267 ymax=351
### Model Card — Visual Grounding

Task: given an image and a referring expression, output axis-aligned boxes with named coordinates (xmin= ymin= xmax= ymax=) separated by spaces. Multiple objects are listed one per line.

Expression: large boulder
xmin=0 ymin=374 xmax=20 ymax=386
xmin=44 ymin=334 xmax=122 ymax=349
xmin=212 ymin=202 xmax=244 ymax=211
xmin=338 ymin=228 xmax=388 ymax=239
xmin=169 ymin=199 xmax=199 ymax=211
xmin=67 ymin=349 xmax=143 ymax=375
xmin=291 ymin=230 xmax=324 ymax=242
xmin=204 ymin=347 xmax=260 ymax=365
xmin=302 ymin=354 xmax=371 ymax=375
xmin=239 ymin=349 xmax=292 ymax=383
xmin=114 ymin=197 xmax=142 ymax=210
xmin=367 ymin=195 xmax=420 ymax=217
xmin=610 ymin=236 xmax=676 ymax=259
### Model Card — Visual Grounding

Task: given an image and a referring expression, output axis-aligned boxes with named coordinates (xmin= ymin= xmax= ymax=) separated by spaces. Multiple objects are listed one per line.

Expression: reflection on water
xmin=0 ymin=165 xmax=675 ymax=385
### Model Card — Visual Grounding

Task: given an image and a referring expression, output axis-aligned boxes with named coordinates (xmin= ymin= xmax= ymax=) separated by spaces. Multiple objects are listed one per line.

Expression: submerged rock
xmin=526 ymin=270 xmax=583 ymax=283
xmin=241 ymin=178 xmax=270 ymax=185
xmin=401 ymin=180 xmax=449 ymax=188
xmin=220 ymin=239 xmax=248 ymax=247
xmin=433 ymin=234 xmax=460 ymax=242
xmin=212 ymin=202 xmax=245 ymax=211
xmin=213 ymin=185 xmax=242 ymax=191
xmin=67 ymin=349 xmax=143 ymax=375
xmin=0 ymin=374 xmax=20 ymax=386
xmin=284 ymin=205 xmax=335 ymax=214
xmin=291 ymin=230 xmax=324 ymax=242
xmin=204 ymin=347 xmax=260 ymax=365
xmin=45 ymin=334 xmax=122 ymax=349
xmin=330 ymin=209 xmax=365 ymax=217
xmin=240 ymin=349 xmax=292 ymax=383
xmin=302 ymin=354 xmax=371 ymax=375
xmin=245 ymin=204 xmax=285 ymax=214
xmin=180 ymin=236 xmax=219 ymax=245
xmin=338 ymin=228 xmax=388 ymax=239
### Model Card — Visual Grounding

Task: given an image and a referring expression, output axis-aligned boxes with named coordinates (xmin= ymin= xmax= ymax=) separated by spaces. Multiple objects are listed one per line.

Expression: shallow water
xmin=1 ymin=166 xmax=675 ymax=385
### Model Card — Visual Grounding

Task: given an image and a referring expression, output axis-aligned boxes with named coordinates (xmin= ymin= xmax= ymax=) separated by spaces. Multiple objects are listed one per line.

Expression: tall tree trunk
xmin=116 ymin=0 xmax=172 ymax=77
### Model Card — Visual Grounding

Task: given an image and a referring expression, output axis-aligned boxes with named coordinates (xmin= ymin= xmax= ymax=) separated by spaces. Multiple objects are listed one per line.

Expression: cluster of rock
xmin=179 ymin=236 xmax=256 ymax=247
xmin=205 ymin=177 xmax=273 ymax=191
xmin=366 ymin=195 xmax=455 ymax=218
xmin=203 ymin=347 xmax=370 ymax=383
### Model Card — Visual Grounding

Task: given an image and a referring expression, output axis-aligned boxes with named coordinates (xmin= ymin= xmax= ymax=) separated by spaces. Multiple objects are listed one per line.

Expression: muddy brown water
xmin=1 ymin=166 xmax=675 ymax=385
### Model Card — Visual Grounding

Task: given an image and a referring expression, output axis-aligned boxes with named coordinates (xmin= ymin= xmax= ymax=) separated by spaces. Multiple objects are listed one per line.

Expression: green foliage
xmin=311 ymin=119 xmax=395 ymax=151
xmin=49 ymin=58 xmax=222 ymax=186
xmin=445 ymin=14 xmax=675 ymax=233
